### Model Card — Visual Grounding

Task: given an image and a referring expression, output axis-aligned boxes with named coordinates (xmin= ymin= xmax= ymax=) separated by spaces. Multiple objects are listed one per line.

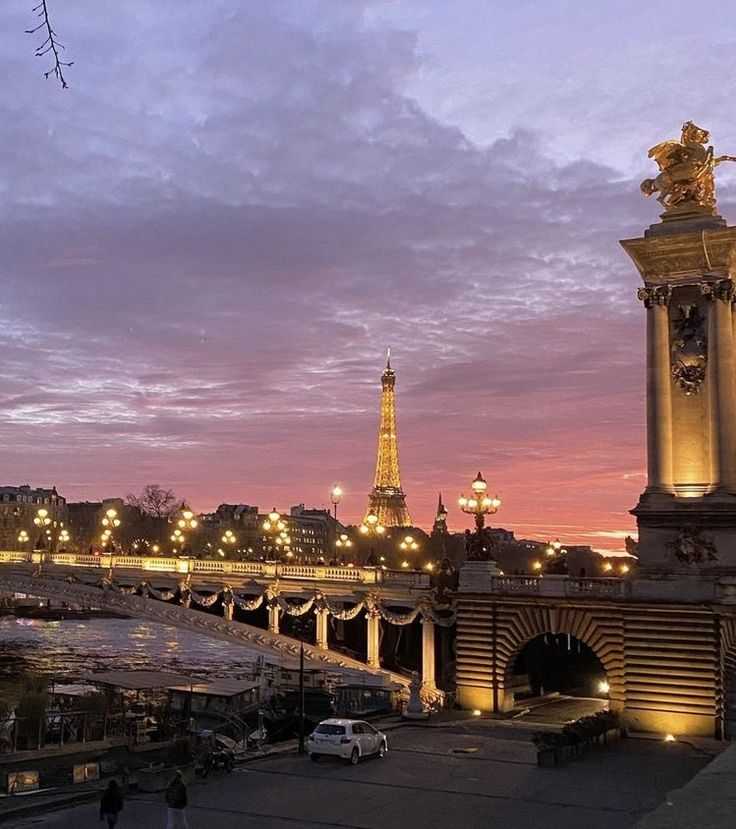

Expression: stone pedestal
xmin=458 ymin=560 xmax=502 ymax=593
xmin=403 ymin=672 xmax=428 ymax=720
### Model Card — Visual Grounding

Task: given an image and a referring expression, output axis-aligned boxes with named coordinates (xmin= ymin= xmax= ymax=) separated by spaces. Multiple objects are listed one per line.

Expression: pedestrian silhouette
xmin=99 ymin=779 xmax=123 ymax=828
xmin=165 ymin=770 xmax=189 ymax=829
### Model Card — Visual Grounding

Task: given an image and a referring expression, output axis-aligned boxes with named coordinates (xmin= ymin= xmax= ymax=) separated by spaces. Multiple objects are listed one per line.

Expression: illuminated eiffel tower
xmin=365 ymin=350 xmax=411 ymax=527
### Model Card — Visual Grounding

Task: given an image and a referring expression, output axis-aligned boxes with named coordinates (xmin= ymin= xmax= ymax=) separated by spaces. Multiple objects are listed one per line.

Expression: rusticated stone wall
xmin=456 ymin=593 xmax=736 ymax=737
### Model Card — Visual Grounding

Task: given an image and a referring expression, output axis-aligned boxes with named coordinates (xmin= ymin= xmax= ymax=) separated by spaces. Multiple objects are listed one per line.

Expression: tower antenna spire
xmin=386 ymin=347 xmax=391 ymax=369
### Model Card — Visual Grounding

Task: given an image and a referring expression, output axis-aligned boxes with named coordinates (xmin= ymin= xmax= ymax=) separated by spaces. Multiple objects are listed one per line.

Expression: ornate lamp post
xmin=262 ymin=508 xmax=290 ymax=561
xmin=359 ymin=510 xmax=385 ymax=565
xmin=545 ymin=538 xmax=564 ymax=558
xmin=335 ymin=532 xmax=353 ymax=564
xmin=330 ymin=485 xmax=342 ymax=561
xmin=101 ymin=508 xmax=121 ymax=552
xmin=542 ymin=537 xmax=568 ymax=574
xmin=330 ymin=486 xmax=342 ymax=523
xmin=458 ymin=472 xmax=501 ymax=561
xmin=33 ymin=508 xmax=64 ymax=552
xmin=170 ymin=528 xmax=185 ymax=554
xmin=399 ymin=534 xmax=419 ymax=569
xmin=58 ymin=528 xmax=70 ymax=551
xmin=17 ymin=530 xmax=29 ymax=550
xmin=172 ymin=506 xmax=198 ymax=556
xmin=220 ymin=529 xmax=237 ymax=558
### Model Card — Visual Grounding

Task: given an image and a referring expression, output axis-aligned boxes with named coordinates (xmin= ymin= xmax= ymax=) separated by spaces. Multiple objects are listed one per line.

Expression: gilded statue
xmin=640 ymin=122 xmax=736 ymax=210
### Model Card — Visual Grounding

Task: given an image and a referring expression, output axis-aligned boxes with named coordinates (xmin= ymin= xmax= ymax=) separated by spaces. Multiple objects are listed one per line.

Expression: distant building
xmin=200 ymin=503 xmax=260 ymax=534
xmin=0 ymin=485 xmax=67 ymax=550
xmin=285 ymin=504 xmax=341 ymax=559
xmin=199 ymin=502 xmax=340 ymax=559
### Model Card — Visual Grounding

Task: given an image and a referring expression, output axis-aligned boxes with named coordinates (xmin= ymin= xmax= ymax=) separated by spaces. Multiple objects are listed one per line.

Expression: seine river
xmin=0 ymin=616 xmax=263 ymax=699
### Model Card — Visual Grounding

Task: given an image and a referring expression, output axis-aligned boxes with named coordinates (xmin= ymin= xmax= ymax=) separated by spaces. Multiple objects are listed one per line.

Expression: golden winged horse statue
xmin=641 ymin=122 xmax=736 ymax=210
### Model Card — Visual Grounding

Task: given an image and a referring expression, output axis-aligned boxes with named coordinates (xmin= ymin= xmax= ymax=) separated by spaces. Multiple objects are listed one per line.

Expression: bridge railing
xmin=0 ymin=551 xmax=431 ymax=588
xmin=490 ymin=574 xmax=628 ymax=598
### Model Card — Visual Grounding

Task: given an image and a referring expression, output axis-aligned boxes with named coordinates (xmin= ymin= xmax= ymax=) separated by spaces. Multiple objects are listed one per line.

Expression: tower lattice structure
xmin=365 ymin=352 xmax=411 ymax=527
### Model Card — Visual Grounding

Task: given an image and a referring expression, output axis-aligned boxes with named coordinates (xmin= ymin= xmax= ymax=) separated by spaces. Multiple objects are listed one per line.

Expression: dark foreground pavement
xmin=8 ymin=720 xmax=718 ymax=829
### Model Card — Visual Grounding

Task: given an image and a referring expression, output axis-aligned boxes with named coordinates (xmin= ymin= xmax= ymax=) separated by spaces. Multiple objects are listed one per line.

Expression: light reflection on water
xmin=0 ymin=616 xmax=262 ymax=692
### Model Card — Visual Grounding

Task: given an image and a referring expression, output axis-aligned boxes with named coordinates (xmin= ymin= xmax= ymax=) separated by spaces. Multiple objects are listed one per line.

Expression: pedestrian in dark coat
xmin=165 ymin=770 xmax=189 ymax=829
xmin=99 ymin=779 xmax=124 ymax=828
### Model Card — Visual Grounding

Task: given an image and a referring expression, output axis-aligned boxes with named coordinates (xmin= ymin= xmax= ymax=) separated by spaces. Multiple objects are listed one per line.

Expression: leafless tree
xmin=126 ymin=484 xmax=179 ymax=519
xmin=26 ymin=0 xmax=73 ymax=89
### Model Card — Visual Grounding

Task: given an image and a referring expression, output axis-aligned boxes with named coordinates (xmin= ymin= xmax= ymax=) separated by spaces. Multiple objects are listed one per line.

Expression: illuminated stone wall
xmin=455 ymin=593 xmax=736 ymax=737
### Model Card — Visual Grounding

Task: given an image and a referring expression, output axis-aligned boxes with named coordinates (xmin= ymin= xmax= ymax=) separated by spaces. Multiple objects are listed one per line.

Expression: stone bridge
xmin=456 ymin=564 xmax=736 ymax=737
xmin=0 ymin=552 xmax=456 ymax=691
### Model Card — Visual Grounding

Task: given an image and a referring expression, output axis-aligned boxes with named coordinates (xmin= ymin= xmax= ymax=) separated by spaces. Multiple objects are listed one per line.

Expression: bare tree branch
xmin=126 ymin=485 xmax=180 ymax=519
xmin=26 ymin=0 xmax=73 ymax=89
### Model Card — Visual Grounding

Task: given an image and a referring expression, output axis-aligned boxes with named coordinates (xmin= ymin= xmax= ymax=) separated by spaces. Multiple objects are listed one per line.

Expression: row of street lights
xmin=15 ymin=477 xmax=630 ymax=572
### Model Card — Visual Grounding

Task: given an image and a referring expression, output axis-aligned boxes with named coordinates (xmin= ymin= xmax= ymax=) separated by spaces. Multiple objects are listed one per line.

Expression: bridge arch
xmin=454 ymin=600 xmax=625 ymax=713
xmin=497 ymin=604 xmax=625 ymax=711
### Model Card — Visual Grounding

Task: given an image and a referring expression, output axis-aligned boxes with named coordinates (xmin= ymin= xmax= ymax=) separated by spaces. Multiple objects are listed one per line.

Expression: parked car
xmin=307 ymin=718 xmax=388 ymax=765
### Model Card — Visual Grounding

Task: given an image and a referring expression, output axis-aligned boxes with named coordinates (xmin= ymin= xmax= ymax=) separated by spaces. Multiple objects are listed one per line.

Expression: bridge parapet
xmin=0 ymin=551 xmax=431 ymax=590
xmin=484 ymin=574 xmax=628 ymax=598
xmin=463 ymin=570 xmax=736 ymax=604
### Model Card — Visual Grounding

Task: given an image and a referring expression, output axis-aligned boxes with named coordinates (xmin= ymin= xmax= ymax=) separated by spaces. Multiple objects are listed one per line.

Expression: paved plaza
xmin=10 ymin=719 xmax=717 ymax=829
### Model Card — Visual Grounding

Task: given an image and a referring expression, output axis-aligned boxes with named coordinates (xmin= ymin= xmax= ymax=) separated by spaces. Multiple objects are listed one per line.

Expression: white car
xmin=307 ymin=718 xmax=388 ymax=765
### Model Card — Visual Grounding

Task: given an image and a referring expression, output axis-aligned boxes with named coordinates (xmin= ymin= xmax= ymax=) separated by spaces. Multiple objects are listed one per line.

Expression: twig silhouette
xmin=26 ymin=0 xmax=73 ymax=89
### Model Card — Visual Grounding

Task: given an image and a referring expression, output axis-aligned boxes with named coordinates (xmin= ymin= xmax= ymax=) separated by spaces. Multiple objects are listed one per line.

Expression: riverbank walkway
xmin=4 ymin=711 xmax=720 ymax=829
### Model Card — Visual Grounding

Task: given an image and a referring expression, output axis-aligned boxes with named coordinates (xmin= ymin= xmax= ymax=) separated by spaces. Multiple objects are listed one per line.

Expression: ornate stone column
xmin=366 ymin=607 xmax=381 ymax=668
xmin=702 ymin=280 xmax=736 ymax=491
xmin=638 ymin=285 xmax=674 ymax=492
xmin=314 ymin=607 xmax=329 ymax=649
xmin=421 ymin=618 xmax=436 ymax=690
xmin=267 ymin=602 xmax=280 ymax=635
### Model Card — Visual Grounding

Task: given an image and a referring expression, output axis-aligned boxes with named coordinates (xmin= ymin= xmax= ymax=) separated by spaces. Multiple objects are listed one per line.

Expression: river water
xmin=0 ymin=616 xmax=263 ymax=700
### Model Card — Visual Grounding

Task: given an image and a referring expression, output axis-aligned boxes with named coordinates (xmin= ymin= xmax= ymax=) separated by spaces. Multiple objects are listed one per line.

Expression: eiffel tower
xmin=365 ymin=350 xmax=411 ymax=527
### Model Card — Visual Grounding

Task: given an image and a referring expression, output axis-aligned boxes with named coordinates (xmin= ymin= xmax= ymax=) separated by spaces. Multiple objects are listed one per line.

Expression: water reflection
xmin=0 ymin=617 xmax=261 ymax=696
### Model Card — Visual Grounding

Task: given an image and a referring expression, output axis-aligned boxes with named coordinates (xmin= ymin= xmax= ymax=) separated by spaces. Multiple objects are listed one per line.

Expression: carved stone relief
xmin=668 ymin=525 xmax=718 ymax=566
xmin=670 ymin=304 xmax=707 ymax=394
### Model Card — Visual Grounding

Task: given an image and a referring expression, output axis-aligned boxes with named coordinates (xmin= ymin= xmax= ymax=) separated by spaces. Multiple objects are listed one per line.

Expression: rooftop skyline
xmin=4 ymin=1 xmax=736 ymax=553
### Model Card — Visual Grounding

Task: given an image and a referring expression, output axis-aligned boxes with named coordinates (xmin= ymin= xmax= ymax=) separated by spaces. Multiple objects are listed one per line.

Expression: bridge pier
xmin=268 ymin=604 xmax=280 ymax=635
xmin=421 ymin=619 xmax=436 ymax=690
xmin=315 ymin=607 xmax=329 ymax=649
xmin=367 ymin=609 xmax=381 ymax=668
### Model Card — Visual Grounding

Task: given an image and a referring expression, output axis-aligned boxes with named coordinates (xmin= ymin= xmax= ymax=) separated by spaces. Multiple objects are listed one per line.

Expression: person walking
xmin=165 ymin=770 xmax=188 ymax=829
xmin=99 ymin=779 xmax=124 ymax=828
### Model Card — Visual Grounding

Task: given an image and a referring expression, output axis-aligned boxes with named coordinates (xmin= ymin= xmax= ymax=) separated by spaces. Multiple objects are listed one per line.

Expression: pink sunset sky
xmin=3 ymin=1 xmax=736 ymax=553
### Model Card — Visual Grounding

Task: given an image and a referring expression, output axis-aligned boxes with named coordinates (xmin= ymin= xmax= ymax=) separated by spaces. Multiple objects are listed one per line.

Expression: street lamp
xmin=217 ymin=530 xmax=238 ymax=558
xmin=262 ymin=509 xmax=290 ymax=560
xmin=330 ymin=486 xmax=342 ymax=522
xmin=33 ymin=508 xmax=62 ymax=552
xmin=359 ymin=510 xmax=385 ymax=565
xmin=101 ymin=508 xmax=121 ymax=552
xmin=335 ymin=533 xmax=352 ymax=563
xmin=458 ymin=472 xmax=501 ymax=561
xmin=330 ymin=485 xmax=342 ymax=562
xmin=172 ymin=506 xmax=198 ymax=556
xmin=546 ymin=538 xmax=565 ymax=557
xmin=17 ymin=530 xmax=29 ymax=550
xmin=58 ymin=529 xmax=70 ymax=551
xmin=170 ymin=528 xmax=185 ymax=554
xmin=542 ymin=537 xmax=568 ymax=574
xmin=399 ymin=535 xmax=419 ymax=553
